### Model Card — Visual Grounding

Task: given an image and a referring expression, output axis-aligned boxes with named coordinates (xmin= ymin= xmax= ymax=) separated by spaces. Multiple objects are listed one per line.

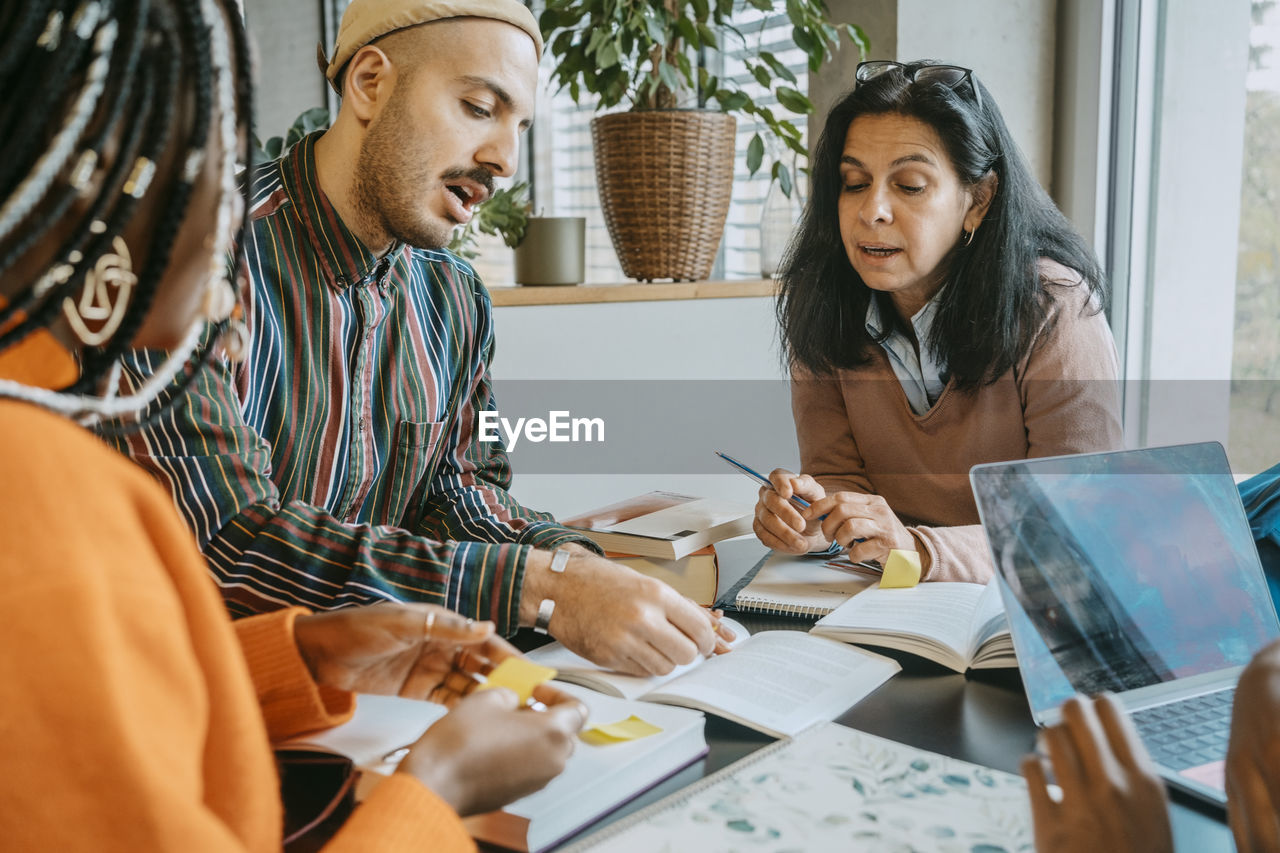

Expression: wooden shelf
xmin=486 ymin=279 xmax=778 ymax=306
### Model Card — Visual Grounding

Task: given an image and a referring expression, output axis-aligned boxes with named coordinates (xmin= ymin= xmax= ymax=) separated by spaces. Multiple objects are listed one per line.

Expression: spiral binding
xmin=733 ymin=595 xmax=834 ymax=619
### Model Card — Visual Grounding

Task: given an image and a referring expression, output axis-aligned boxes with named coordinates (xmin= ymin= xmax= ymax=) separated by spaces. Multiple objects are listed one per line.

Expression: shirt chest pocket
xmin=381 ymin=419 xmax=445 ymax=525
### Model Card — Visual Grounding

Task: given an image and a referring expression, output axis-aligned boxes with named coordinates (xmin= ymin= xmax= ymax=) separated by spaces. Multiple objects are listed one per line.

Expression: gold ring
xmin=423 ymin=610 xmax=436 ymax=643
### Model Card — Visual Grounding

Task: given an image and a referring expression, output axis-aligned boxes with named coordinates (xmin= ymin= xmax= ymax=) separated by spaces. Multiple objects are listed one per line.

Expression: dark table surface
xmin=535 ymin=540 xmax=1237 ymax=851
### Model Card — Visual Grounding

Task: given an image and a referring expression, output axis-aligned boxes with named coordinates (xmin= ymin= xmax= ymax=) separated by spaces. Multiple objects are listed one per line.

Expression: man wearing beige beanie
xmin=117 ymin=0 xmax=729 ymax=676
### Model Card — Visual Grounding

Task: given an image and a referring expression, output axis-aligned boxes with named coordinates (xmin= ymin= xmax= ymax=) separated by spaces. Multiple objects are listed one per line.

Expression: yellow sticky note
xmin=580 ymin=715 xmax=664 ymax=746
xmin=477 ymin=658 xmax=557 ymax=704
xmin=879 ymin=548 xmax=922 ymax=589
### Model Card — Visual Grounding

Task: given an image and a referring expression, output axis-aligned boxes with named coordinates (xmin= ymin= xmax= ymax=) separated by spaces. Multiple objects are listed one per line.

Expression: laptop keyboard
xmin=1130 ymin=688 xmax=1234 ymax=772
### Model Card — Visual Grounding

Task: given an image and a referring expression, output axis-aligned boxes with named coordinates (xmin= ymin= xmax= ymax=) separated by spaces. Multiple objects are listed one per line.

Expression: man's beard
xmin=352 ymin=95 xmax=453 ymax=250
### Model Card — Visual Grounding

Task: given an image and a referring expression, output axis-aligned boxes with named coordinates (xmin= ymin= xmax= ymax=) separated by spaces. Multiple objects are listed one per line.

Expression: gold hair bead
xmin=123 ymin=157 xmax=155 ymax=199
xmin=89 ymin=219 xmax=107 ymax=234
xmin=36 ymin=10 xmax=64 ymax=51
xmin=69 ymin=150 xmax=98 ymax=191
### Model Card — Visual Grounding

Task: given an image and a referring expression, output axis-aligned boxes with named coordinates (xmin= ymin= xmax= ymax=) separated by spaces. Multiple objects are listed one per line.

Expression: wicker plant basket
xmin=591 ymin=110 xmax=736 ymax=282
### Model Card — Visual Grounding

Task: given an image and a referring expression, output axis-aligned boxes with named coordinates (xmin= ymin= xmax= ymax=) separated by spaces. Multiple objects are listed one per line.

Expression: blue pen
xmin=715 ymin=452 xmax=860 ymax=545
xmin=715 ymin=450 xmax=814 ymax=510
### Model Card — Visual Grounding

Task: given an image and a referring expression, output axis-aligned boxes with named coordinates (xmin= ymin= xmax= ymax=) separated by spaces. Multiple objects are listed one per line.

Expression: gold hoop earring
xmin=62 ymin=236 xmax=136 ymax=346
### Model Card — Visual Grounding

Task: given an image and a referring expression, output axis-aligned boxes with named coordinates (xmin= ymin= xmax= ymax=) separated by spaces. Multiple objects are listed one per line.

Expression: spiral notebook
xmin=726 ymin=551 xmax=876 ymax=618
xmin=561 ymin=721 xmax=1034 ymax=851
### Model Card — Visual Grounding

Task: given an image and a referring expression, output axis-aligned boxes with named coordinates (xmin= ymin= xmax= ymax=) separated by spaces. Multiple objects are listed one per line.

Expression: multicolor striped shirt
xmin=113 ymin=132 xmax=590 ymax=632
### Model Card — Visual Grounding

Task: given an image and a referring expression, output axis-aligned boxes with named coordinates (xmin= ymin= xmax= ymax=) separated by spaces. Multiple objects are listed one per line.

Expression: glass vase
xmin=760 ymin=179 xmax=802 ymax=278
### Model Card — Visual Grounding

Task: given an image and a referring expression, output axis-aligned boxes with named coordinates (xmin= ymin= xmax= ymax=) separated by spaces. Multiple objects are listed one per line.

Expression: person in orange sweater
xmin=0 ymin=0 xmax=585 ymax=849
xmin=754 ymin=61 xmax=1123 ymax=582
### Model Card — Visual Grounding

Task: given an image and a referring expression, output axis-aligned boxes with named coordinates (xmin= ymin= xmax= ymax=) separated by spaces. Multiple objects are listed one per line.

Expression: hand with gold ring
xmin=292 ymin=603 xmax=522 ymax=704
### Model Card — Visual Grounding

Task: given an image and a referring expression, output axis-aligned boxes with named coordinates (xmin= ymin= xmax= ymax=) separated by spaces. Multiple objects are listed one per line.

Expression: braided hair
xmin=0 ymin=0 xmax=253 ymax=427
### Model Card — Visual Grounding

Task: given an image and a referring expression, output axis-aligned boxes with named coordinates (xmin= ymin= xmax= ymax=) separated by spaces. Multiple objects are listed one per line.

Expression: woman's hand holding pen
xmin=752 ymin=469 xmax=831 ymax=553
xmin=804 ymin=491 xmax=925 ymax=570
xmin=753 ymin=470 xmax=929 ymax=571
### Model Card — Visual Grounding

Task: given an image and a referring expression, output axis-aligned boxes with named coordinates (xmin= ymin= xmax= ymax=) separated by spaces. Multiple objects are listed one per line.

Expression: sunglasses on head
xmin=855 ymin=61 xmax=982 ymax=109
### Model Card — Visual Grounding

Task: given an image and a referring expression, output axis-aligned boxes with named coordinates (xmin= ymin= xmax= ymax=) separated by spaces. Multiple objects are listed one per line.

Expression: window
xmin=470 ymin=5 xmax=811 ymax=286
xmin=1106 ymin=0 xmax=1278 ymax=472
xmin=1234 ymin=1 xmax=1280 ymax=473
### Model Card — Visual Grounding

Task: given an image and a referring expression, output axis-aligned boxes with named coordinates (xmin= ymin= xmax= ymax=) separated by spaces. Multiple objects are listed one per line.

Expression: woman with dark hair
xmin=0 ymin=1 xmax=584 ymax=848
xmin=754 ymin=61 xmax=1123 ymax=582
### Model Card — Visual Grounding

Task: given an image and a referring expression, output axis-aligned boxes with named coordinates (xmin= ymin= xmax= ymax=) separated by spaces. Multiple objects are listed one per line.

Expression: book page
xmin=525 ymin=617 xmax=752 ymax=701
xmin=811 ymin=583 xmax=989 ymax=664
xmin=643 ymin=631 xmax=900 ymax=738
xmin=966 ymin=581 xmax=1012 ymax=656
xmin=609 ymin=497 xmax=752 ymax=540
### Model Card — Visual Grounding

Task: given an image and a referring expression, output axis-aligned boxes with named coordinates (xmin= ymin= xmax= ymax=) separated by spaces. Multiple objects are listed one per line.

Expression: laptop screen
xmin=971 ymin=442 xmax=1280 ymax=719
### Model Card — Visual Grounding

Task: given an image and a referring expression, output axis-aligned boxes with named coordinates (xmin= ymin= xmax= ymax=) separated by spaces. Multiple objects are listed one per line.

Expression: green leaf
xmin=597 ymin=41 xmax=619 ymax=68
xmin=751 ymin=64 xmax=771 ymax=88
xmin=746 ymin=133 xmax=764 ymax=174
xmin=777 ymin=164 xmax=793 ymax=198
xmin=658 ymin=61 xmax=680 ymax=92
xmin=538 ymin=9 xmax=557 ymax=36
xmin=645 ymin=12 xmax=668 ymax=43
xmin=747 ymin=0 xmax=772 ymax=10
xmin=792 ymin=25 xmax=815 ymax=55
xmin=776 ymin=85 xmax=814 ymax=114
xmin=719 ymin=90 xmax=749 ymax=111
xmin=845 ymin=23 xmax=870 ymax=56
xmin=676 ymin=52 xmax=693 ymax=81
xmin=676 ymin=17 xmax=698 ymax=46
xmin=695 ymin=22 xmax=718 ymax=48
xmin=690 ymin=0 xmax=709 ymax=23
xmin=760 ymin=51 xmax=797 ymax=84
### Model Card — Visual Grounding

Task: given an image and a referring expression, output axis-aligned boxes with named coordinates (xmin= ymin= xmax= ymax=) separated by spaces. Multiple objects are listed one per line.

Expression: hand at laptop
xmin=1227 ymin=638 xmax=1280 ymax=853
xmin=1022 ymin=694 xmax=1173 ymax=853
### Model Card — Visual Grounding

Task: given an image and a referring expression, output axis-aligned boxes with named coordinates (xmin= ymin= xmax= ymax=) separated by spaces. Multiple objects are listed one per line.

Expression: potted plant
xmin=449 ymin=181 xmax=532 ymax=259
xmin=539 ymin=0 xmax=865 ymax=281
xmin=450 ymin=183 xmax=587 ymax=285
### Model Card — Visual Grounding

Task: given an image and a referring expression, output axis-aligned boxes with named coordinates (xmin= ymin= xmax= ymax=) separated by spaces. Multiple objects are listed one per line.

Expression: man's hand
xmin=1227 ymin=639 xmax=1280 ymax=852
xmin=752 ymin=468 xmax=828 ymax=553
xmin=293 ymin=603 xmax=520 ymax=704
xmin=399 ymin=685 xmax=588 ymax=816
xmin=1022 ymin=694 xmax=1172 ymax=853
xmin=520 ymin=550 xmax=731 ymax=676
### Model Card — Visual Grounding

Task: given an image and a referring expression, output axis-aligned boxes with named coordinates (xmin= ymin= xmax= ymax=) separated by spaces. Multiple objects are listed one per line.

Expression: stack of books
xmin=563 ymin=491 xmax=755 ymax=606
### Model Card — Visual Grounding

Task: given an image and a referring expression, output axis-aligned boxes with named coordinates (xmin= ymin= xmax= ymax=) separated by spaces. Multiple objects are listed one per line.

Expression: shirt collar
xmin=864 ymin=292 xmax=941 ymax=342
xmin=278 ymin=132 xmax=403 ymax=291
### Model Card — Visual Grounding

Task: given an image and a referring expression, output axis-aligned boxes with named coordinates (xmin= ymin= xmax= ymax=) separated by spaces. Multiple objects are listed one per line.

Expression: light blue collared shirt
xmin=865 ymin=295 xmax=948 ymax=415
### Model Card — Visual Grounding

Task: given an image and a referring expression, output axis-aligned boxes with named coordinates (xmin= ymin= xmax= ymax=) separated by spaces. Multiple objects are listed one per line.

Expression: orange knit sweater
xmin=0 ymin=392 xmax=475 ymax=851
xmin=792 ymin=275 xmax=1124 ymax=582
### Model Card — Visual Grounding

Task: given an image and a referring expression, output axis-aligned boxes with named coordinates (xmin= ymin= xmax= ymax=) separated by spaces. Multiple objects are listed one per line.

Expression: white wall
xmin=243 ymin=0 xmax=329 ymax=139
xmin=490 ymin=297 xmax=791 ymax=516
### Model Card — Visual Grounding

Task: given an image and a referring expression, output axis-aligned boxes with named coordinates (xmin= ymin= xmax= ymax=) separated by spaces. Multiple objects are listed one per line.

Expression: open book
xmin=562 ymin=721 xmax=1033 ymax=852
xmin=281 ymin=687 xmax=707 ymax=853
xmin=525 ymin=618 xmax=900 ymax=738
xmin=563 ymin=491 xmax=753 ymax=560
xmin=810 ymin=581 xmax=1016 ymax=672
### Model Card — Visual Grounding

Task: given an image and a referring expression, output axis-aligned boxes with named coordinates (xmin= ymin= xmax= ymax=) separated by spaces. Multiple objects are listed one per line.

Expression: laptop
xmin=970 ymin=442 xmax=1280 ymax=807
